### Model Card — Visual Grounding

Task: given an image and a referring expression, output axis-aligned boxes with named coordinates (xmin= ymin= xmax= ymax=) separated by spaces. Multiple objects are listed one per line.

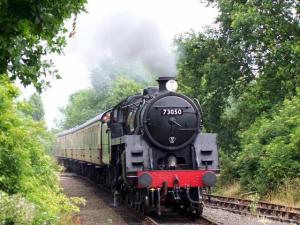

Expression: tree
xmin=106 ymin=77 xmax=143 ymax=106
xmin=59 ymin=77 xmax=143 ymax=129
xmin=177 ymin=0 xmax=300 ymax=153
xmin=236 ymin=91 xmax=300 ymax=194
xmin=58 ymin=88 xmax=100 ymax=129
xmin=19 ymin=93 xmax=45 ymax=121
xmin=175 ymin=30 xmax=247 ymax=134
xmin=0 ymin=0 xmax=87 ymax=91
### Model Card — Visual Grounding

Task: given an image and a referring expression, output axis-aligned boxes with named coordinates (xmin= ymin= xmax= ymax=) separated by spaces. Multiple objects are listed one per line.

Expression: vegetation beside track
xmin=0 ymin=77 xmax=84 ymax=224
xmin=0 ymin=0 xmax=88 ymax=223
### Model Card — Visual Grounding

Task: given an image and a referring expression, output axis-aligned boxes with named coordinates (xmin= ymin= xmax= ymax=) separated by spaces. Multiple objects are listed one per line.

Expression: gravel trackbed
xmin=60 ymin=173 xmax=142 ymax=225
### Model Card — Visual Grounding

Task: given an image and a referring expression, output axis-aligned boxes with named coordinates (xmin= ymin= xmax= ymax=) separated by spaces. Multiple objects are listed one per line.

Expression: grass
xmin=214 ymin=181 xmax=242 ymax=198
xmin=264 ymin=180 xmax=300 ymax=208
xmin=214 ymin=179 xmax=300 ymax=208
xmin=59 ymin=213 xmax=81 ymax=225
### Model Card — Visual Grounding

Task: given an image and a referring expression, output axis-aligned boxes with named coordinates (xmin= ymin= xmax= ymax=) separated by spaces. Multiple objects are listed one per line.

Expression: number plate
xmin=161 ymin=108 xmax=183 ymax=116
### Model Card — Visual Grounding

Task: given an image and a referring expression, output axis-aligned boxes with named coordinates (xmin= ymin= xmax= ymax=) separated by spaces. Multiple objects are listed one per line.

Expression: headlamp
xmin=166 ymin=79 xmax=178 ymax=92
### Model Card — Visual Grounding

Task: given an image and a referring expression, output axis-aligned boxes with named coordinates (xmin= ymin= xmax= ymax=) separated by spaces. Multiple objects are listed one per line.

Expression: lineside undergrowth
xmin=0 ymin=75 xmax=84 ymax=225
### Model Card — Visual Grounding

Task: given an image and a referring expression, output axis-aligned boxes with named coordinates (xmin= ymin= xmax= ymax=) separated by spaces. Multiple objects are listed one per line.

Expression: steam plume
xmin=93 ymin=12 xmax=176 ymax=76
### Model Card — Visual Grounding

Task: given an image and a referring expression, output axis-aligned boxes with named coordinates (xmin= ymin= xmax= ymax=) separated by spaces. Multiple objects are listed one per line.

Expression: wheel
xmin=190 ymin=203 xmax=203 ymax=218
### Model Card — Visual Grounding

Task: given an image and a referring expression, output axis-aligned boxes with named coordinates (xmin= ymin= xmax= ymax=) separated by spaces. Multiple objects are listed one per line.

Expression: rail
xmin=203 ymin=194 xmax=300 ymax=224
xmin=143 ymin=215 xmax=219 ymax=225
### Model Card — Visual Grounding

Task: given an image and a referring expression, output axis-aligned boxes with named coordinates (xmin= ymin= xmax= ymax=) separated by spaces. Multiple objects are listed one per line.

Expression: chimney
xmin=157 ymin=76 xmax=176 ymax=92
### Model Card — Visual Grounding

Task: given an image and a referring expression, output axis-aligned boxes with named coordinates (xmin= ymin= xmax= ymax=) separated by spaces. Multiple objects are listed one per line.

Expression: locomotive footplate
xmin=137 ymin=170 xmax=217 ymax=188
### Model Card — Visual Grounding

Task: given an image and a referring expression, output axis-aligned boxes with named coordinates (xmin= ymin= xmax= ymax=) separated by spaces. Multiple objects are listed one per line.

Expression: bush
xmin=0 ymin=75 xmax=83 ymax=224
xmin=218 ymin=150 xmax=239 ymax=185
xmin=0 ymin=191 xmax=35 ymax=224
xmin=236 ymin=91 xmax=300 ymax=195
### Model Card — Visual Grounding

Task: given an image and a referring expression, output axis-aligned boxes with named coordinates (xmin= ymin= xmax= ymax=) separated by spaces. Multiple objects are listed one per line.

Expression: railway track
xmin=203 ymin=194 xmax=300 ymax=224
xmin=143 ymin=214 xmax=218 ymax=225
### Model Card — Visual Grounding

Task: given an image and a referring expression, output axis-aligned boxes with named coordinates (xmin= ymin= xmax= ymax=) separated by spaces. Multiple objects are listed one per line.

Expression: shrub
xmin=0 ymin=75 xmax=83 ymax=224
xmin=236 ymin=91 xmax=300 ymax=195
xmin=0 ymin=191 xmax=35 ymax=224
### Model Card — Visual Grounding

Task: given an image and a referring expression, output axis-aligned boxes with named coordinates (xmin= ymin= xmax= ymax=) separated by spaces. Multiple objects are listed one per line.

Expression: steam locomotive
xmin=55 ymin=77 xmax=219 ymax=216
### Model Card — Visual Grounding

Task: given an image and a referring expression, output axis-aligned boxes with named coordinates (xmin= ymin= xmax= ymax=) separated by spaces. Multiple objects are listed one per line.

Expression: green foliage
xmin=0 ymin=191 xmax=35 ymax=224
xmin=19 ymin=93 xmax=45 ymax=121
xmin=177 ymin=0 xmax=300 ymax=149
xmin=106 ymin=77 xmax=143 ymax=106
xmin=218 ymin=150 xmax=239 ymax=185
xmin=175 ymin=31 xmax=245 ymax=133
xmin=0 ymin=0 xmax=87 ymax=91
xmin=58 ymin=88 xmax=100 ymax=129
xmin=0 ymin=75 xmax=83 ymax=224
xmin=249 ymin=193 xmax=259 ymax=214
xmin=236 ymin=92 xmax=300 ymax=195
xmin=59 ymin=77 xmax=143 ymax=129
xmin=213 ymin=0 xmax=299 ymax=148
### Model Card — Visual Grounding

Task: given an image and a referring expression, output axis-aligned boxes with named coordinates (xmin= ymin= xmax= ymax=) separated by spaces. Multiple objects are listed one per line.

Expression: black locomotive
xmin=55 ymin=76 xmax=219 ymax=216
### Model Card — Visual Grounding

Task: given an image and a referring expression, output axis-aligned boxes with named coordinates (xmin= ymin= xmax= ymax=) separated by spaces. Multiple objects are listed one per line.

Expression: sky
xmin=22 ymin=0 xmax=218 ymax=128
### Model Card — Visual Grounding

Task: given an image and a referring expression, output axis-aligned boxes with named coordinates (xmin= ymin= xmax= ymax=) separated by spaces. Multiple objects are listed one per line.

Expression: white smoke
xmin=93 ymin=12 xmax=177 ymax=76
